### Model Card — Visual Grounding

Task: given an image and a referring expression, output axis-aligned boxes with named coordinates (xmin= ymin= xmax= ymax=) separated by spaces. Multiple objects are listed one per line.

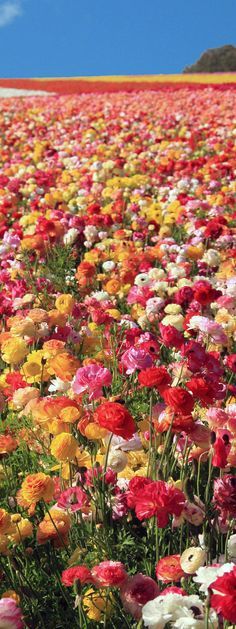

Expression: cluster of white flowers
xmin=142 ymin=593 xmax=218 ymax=629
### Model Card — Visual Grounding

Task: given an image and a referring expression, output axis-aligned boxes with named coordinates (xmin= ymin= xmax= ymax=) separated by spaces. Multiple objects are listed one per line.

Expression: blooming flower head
xmin=94 ymin=402 xmax=136 ymax=439
xmin=128 ymin=479 xmax=186 ymax=526
xmin=0 ymin=597 xmax=23 ymax=629
xmin=72 ymin=364 xmax=112 ymax=400
xmin=210 ymin=564 xmax=236 ymax=623
xmin=18 ymin=473 xmax=54 ymax=508
xmin=120 ymin=347 xmax=153 ymax=375
xmin=120 ymin=573 xmax=159 ymax=620
xmin=156 ymin=555 xmax=185 ymax=583
xmin=61 ymin=565 xmax=92 ymax=587
xmin=91 ymin=560 xmax=127 ymax=587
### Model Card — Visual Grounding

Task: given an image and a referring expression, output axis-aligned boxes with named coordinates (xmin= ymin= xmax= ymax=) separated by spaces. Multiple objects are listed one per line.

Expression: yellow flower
xmin=10 ymin=517 xmax=33 ymax=544
xmin=55 ymin=294 xmax=75 ymax=315
xmin=21 ymin=350 xmax=51 ymax=383
xmin=83 ymin=588 xmax=113 ymax=622
xmin=161 ymin=314 xmax=184 ymax=331
xmin=10 ymin=317 xmax=36 ymax=338
xmin=84 ymin=423 xmax=108 ymax=440
xmin=2 ymin=338 xmax=29 ymax=365
xmin=50 ymin=433 xmax=78 ymax=461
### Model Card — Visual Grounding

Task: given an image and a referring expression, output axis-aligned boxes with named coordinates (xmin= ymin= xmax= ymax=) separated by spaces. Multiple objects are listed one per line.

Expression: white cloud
xmin=0 ymin=1 xmax=22 ymax=27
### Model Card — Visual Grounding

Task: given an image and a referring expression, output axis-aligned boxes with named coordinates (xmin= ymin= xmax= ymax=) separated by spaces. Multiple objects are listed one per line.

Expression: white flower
xmin=48 ymin=378 xmax=71 ymax=393
xmin=146 ymin=297 xmax=164 ymax=316
xmin=227 ymin=533 xmax=236 ymax=559
xmin=134 ymin=273 xmax=151 ymax=287
xmin=102 ymin=261 xmax=116 ymax=272
xmin=142 ymin=596 xmax=171 ymax=628
xmin=90 ymin=290 xmax=109 ymax=301
xmin=105 ymin=449 xmax=128 ymax=473
xmin=63 ymin=228 xmax=79 ymax=246
xmin=203 ymin=249 xmax=220 ymax=267
xmin=193 ymin=562 xmax=235 ymax=594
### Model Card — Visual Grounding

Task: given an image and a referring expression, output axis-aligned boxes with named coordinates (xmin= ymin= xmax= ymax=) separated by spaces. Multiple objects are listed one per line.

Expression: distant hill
xmin=183 ymin=45 xmax=236 ymax=73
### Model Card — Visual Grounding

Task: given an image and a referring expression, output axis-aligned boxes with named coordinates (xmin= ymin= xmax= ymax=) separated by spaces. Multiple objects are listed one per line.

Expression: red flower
xmin=126 ymin=477 xmax=153 ymax=509
xmin=61 ymin=566 xmax=92 ymax=587
xmin=162 ymin=387 xmax=194 ymax=414
xmin=210 ymin=565 xmax=236 ymax=623
xmin=138 ymin=366 xmax=171 ymax=391
xmin=193 ymin=280 xmax=218 ymax=306
xmin=159 ymin=324 xmax=183 ymax=349
xmin=131 ymin=480 xmax=186 ymax=526
xmin=226 ymin=354 xmax=236 ymax=373
xmin=91 ymin=561 xmax=127 ymax=587
xmin=94 ymin=402 xmax=136 ymax=439
xmin=186 ymin=377 xmax=215 ymax=405
xmin=155 ymin=555 xmax=185 ymax=583
xmin=212 ymin=437 xmax=230 ymax=469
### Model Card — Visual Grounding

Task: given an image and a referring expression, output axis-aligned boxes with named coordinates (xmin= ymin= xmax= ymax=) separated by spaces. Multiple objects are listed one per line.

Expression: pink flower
xmin=188 ymin=316 xmax=228 ymax=344
xmin=120 ymin=573 xmax=159 ymax=619
xmin=0 ymin=598 xmax=23 ymax=629
xmin=72 ymin=364 xmax=112 ymax=400
xmin=120 ymin=347 xmax=153 ymax=375
xmin=91 ymin=561 xmax=127 ymax=587
xmin=57 ymin=486 xmax=89 ymax=512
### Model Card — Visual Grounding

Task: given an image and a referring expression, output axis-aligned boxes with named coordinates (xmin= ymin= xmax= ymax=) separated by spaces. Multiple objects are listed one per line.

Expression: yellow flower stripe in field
xmin=34 ymin=73 xmax=236 ymax=83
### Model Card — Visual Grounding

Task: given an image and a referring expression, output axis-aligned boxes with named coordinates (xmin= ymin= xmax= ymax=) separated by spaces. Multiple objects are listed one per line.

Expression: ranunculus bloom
xmin=61 ymin=565 xmax=92 ymax=587
xmin=120 ymin=347 xmax=153 ymax=375
xmin=0 ymin=434 xmax=18 ymax=454
xmin=162 ymin=387 xmax=194 ymax=414
xmin=180 ymin=547 xmax=206 ymax=574
xmin=57 ymin=486 xmax=89 ymax=512
xmin=94 ymin=402 xmax=136 ymax=439
xmin=156 ymin=555 xmax=185 ymax=583
xmin=72 ymin=364 xmax=112 ymax=400
xmin=0 ymin=597 xmax=23 ymax=629
xmin=18 ymin=473 xmax=54 ymax=507
xmin=37 ymin=509 xmax=71 ymax=547
xmin=211 ymin=565 xmax=236 ymax=623
xmin=213 ymin=474 xmax=236 ymax=518
xmin=91 ymin=560 xmax=127 ymax=587
xmin=130 ymin=479 xmax=186 ymax=526
xmin=50 ymin=433 xmax=78 ymax=461
xmin=138 ymin=366 xmax=171 ymax=392
xmin=120 ymin=573 xmax=159 ymax=620
xmin=159 ymin=323 xmax=184 ymax=349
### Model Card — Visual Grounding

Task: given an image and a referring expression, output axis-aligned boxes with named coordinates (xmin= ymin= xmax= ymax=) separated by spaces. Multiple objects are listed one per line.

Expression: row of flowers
xmin=0 ymin=85 xmax=235 ymax=627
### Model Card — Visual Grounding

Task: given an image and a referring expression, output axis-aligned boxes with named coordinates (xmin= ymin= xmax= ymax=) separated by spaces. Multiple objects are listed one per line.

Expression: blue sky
xmin=0 ymin=0 xmax=235 ymax=77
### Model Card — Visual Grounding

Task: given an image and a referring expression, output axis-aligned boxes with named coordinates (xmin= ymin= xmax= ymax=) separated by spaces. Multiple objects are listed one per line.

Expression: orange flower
xmin=36 ymin=509 xmax=71 ymax=547
xmin=48 ymin=351 xmax=80 ymax=381
xmin=104 ymin=279 xmax=121 ymax=295
xmin=75 ymin=261 xmax=96 ymax=287
xmin=0 ymin=509 xmax=13 ymax=534
xmin=18 ymin=473 xmax=54 ymax=507
xmin=47 ymin=310 xmax=68 ymax=327
xmin=0 ymin=434 xmax=18 ymax=454
xmin=50 ymin=433 xmax=78 ymax=461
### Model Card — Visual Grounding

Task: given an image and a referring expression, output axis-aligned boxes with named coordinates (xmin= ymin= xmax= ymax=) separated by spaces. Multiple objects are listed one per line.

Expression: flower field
xmin=0 ymin=82 xmax=235 ymax=628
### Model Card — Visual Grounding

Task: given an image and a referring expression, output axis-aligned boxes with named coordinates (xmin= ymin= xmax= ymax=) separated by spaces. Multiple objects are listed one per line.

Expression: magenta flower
xmin=72 ymin=364 xmax=112 ymax=400
xmin=0 ymin=598 xmax=23 ymax=629
xmin=120 ymin=347 xmax=153 ymax=375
